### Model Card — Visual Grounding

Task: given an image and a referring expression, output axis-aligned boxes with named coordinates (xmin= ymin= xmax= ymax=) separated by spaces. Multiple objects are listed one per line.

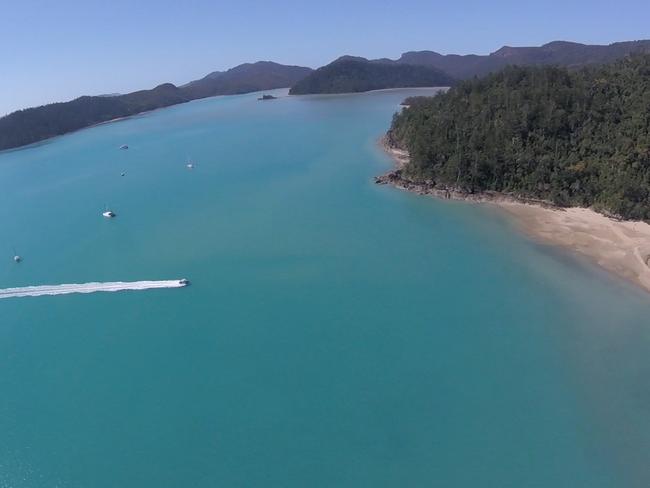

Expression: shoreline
xmin=289 ymin=86 xmax=448 ymax=99
xmin=1 ymin=88 xmax=440 ymax=155
xmin=0 ymin=88 xmax=290 ymax=155
xmin=377 ymin=137 xmax=650 ymax=294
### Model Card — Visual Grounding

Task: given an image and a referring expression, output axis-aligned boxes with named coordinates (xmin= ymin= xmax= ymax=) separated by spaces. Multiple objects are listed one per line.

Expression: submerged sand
xmin=498 ymin=203 xmax=650 ymax=292
xmin=379 ymin=139 xmax=650 ymax=293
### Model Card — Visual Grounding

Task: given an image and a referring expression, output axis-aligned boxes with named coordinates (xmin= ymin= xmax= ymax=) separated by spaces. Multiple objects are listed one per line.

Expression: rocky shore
xmin=374 ymin=169 xmax=558 ymax=208
xmin=376 ymin=137 xmax=650 ymax=294
xmin=375 ymin=137 xmax=558 ymax=207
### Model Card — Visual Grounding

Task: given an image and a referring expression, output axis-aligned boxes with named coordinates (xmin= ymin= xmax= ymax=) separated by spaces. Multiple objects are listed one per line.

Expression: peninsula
xmin=0 ymin=62 xmax=312 ymax=151
xmin=379 ymin=54 xmax=650 ymax=292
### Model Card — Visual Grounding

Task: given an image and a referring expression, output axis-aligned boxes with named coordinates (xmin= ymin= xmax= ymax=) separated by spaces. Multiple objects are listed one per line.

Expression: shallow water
xmin=1 ymin=88 xmax=649 ymax=488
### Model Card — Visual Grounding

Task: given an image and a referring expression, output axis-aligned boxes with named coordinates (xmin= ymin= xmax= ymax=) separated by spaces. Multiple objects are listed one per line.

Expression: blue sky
xmin=1 ymin=0 xmax=648 ymax=115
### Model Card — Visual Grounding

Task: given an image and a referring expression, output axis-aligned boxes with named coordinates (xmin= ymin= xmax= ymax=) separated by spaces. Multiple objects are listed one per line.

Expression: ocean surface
xmin=1 ymin=88 xmax=650 ymax=488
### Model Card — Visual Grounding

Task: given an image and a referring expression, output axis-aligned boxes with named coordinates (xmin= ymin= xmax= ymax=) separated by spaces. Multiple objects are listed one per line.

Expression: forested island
xmin=289 ymin=57 xmax=455 ymax=94
xmin=383 ymin=54 xmax=650 ymax=221
xmin=290 ymin=39 xmax=650 ymax=96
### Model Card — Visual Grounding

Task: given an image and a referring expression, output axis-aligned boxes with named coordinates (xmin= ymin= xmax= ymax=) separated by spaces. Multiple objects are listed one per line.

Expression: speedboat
xmin=179 ymin=278 xmax=190 ymax=286
xmin=186 ymin=162 xmax=194 ymax=169
xmin=103 ymin=210 xmax=116 ymax=218
xmin=119 ymin=144 xmax=129 ymax=150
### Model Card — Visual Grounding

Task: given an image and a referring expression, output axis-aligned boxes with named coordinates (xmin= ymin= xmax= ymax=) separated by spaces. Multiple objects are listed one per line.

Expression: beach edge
xmin=376 ymin=137 xmax=650 ymax=294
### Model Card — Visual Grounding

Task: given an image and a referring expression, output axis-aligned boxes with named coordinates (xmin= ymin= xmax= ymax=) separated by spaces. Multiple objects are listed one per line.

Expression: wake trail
xmin=0 ymin=280 xmax=186 ymax=300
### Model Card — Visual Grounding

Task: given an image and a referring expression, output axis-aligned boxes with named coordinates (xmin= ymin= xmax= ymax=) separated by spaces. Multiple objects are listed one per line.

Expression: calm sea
xmin=1 ymin=88 xmax=649 ymax=487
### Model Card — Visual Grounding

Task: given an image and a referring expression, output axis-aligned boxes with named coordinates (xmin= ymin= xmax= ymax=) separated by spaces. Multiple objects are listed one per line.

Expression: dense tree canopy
xmin=388 ymin=55 xmax=650 ymax=220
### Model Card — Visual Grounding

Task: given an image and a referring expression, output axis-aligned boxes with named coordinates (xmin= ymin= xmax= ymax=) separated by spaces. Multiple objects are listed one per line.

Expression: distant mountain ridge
xmin=2 ymin=39 xmax=650 ymax=151
xmin=0 ymin=83 xmax=190 ymax=151
xmin=287 ymin=40 xmax=650 ymax=95
xmin=289 ymin=57 xmax=455 ymax=95
xmin=392 ymin=39 xmax=650 ymax=79
xmin=181 ymin=61 xmax=312 ymax=99
xmin=0 ymin=62 xmax=313 ymax=151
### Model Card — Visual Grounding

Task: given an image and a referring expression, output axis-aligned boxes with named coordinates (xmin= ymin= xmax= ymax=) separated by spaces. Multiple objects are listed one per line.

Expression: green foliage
xmin=388 ymin=55 xmax=650 ymax=220
xmin=289 ymin=59 xmax=455 ymax=95
xmin=182 ymin=62 xmax=312 ymax=99
xmin=0 ymin=84 xmax=187 ymax=151
xmin=0 ymin=63 xmax=312 ymax=151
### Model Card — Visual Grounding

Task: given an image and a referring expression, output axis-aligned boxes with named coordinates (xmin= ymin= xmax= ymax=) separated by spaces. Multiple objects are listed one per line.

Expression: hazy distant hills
xmin=0 ymin=62 xmax=313 ymax=151
xmin=393 ymin=40 xmax=650 ymax=79
xmin=289 ymin=57 xmax=455 ymax=94
xmin=0 ymin=83 xmax=191 ymax=151
xmin=182 ymin=61 xmax=312 ymax=99
xmin=2 ymin=39 xmax=650 ymax=151
xmin=288 ymin=40 xmax=650 ymax=95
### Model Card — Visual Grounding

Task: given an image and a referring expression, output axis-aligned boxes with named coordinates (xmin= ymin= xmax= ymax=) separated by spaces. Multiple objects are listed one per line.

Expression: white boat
xmin=103 ymin=210 xmax=116 ymax=218
xmin=179 ymin=279 xmax=190 ymax=286
xmin=13 ymin=255 xmax=22 ymax=263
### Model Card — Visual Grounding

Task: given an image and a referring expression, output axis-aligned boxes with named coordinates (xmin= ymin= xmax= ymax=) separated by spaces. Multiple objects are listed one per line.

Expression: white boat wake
xmin=0 ymin=280 xmax=188 ymax=300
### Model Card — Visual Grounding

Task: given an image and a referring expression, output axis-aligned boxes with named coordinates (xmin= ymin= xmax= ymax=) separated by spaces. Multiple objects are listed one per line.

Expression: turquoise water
xmin=1 ymin=88 xmax=650 ymax=487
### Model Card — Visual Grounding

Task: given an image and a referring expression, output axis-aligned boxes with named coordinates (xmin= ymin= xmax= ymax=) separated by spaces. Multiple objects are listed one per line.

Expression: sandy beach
xmin=379 ymin=139 xmax=650 ymax=293
xmin=498 ymin=203 xmax=650 ymax=292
